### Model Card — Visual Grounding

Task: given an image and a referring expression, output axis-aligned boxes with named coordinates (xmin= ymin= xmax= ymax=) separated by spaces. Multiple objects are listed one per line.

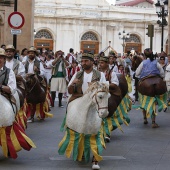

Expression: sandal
xmin=152 ymin=123 xmax=159 ymax=128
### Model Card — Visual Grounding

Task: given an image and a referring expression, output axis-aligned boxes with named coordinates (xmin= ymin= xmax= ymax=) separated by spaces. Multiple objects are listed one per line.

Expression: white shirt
xmin=22 ymin=56 xmax=28 ymax=64
xmin=68 ymin=53 xmax=76 ymax=64
xmin=22 ymin=56 xmax=40 ymax=64
xmin=110 ymin=71 xmax=119 ymax=86
xmin=135 ymin=59 xmax=164 ymax=78
xmin=27 ymin=59 xmax=45 ymax=76
xmin=109 ymin=64 xmax=118 ymax=73
xmin=6 ymin=59 xmax=25 ymax=77
xmin=44 ymin=60 xmax=53 ymax=73
xmin=68 ymin=71 xmax=107 ymax=94
xmin=0 ymin=67 xmax=16 ymax=95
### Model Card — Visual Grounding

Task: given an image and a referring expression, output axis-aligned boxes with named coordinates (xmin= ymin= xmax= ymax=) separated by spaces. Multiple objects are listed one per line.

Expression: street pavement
xmin=1 ymin=98 xmax=170 ymax=170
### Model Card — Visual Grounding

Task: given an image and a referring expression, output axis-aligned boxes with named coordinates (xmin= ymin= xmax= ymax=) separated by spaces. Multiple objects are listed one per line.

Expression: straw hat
xmin=5 ymin=44 xmax=15 ymax=51
xmin=0 ymin=48 xmax=6 ymax=57
xmin=28 ymin=47 xmax=37 ymax=53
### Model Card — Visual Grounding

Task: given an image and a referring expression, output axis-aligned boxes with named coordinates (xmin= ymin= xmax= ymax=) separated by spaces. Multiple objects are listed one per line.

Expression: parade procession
xmin=1 ymin=0 xmax=170 ymax=170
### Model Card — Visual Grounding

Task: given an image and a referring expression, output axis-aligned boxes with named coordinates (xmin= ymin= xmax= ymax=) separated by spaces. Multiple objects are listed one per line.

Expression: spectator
xmin=118 ymin=64 xmax=124 ymax=74
xmin=50 ymin=50 xmax=69 ymax=107
xmin=159 ymin=56 xmax=166 ymax=71
xmin=1 ymin=44 xmax=6 ymax=50
xmin=19 ymin=48 xmax=28 ymax=61
xmin=109 ymin=55 xmax=118 ymax=73
xmin=66 ymin=48 xmax=76 ymax=64
xmin=43 ymin=54 xmax=53 ymax=85
xmin=67 ymin=60 xmax=80 ymax=81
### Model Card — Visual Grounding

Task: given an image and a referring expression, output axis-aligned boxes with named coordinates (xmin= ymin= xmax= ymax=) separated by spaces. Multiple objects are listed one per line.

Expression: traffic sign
xmin=8 ymin=12 xmax=25 ymax=29
xmin=11 ymin=29 xmax=21 ymax=35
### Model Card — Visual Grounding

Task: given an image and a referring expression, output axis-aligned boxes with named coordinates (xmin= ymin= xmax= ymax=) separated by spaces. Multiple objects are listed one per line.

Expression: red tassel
xmin=5 ymin=126 xmax=18 ymax=159
xmin=13 ymin=122 xmax=32 ymax=151
xmin=39 ymin=103 xmax=45 ymax=119
xmin=47 ymin=92 xmax=53 ymax=106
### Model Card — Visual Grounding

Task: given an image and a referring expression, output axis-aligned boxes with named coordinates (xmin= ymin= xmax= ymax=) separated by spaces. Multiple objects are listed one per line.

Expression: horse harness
xmin=27 ymin=75 xmax=38 ymax=94
xmin=92 ymin=89 xmax=108 ymax=113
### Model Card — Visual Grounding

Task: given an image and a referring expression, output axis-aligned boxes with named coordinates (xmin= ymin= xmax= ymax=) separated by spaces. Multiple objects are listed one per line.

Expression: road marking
xmin=103 ymin=156 xmax=126 ymax=160
xmin=49 ymin=156 xmax=126 ymax=161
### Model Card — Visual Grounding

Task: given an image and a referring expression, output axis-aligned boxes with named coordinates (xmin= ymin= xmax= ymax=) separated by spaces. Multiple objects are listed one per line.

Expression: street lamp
xmin=118 ymin=30 xmax=130 ymax=55
xmin=155 ymin=0 xmax=168 ymax=52
xmin=34 ymin=29 xmax=36 ymax=35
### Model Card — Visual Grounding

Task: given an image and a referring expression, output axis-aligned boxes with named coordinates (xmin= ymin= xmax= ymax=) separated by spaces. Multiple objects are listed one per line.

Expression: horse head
xmin=86 ymin=81 xmax=110 ymax=118
xmin=25 ymin=74 xmax=37 ymax=93
xmin=25 ymin=73 xmax=46 ymax=104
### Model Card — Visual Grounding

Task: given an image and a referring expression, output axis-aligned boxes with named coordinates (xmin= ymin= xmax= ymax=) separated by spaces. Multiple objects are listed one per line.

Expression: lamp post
xmin=155 ymin=0 xmax=168 ymax=52
xmin=13 ymin=0 xmax=18 ymax=49
xmin=118 ymin=30 xmax=130 ymax=55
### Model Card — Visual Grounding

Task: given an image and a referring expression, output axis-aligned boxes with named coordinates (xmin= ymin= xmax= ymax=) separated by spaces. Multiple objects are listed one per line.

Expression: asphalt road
xmin=1 ymin=98 xmax=170 ymax=170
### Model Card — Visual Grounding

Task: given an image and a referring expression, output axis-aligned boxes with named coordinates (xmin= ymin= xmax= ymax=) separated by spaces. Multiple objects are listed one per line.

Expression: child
xmin=118 ymin=64 xmax=125 ymax=75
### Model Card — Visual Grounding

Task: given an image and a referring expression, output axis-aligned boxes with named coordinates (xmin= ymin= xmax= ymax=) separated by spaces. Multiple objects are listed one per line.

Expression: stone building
xmin=0 ymin=0 xmax=34 ymax=51
xmin=34 ymin=0 xmax=169 ymax=54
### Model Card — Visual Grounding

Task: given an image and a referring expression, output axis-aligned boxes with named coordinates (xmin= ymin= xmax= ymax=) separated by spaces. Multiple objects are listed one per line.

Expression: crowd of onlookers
xmin=2 ymin=43 xmax=170 ymax=104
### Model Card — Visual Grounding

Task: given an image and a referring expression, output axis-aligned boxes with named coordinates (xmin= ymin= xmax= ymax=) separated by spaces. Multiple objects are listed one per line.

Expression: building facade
xmin=34 ymin=0 xmax=168 ymax=54
xmin=0 ymin=0 xmax=34 ymax=51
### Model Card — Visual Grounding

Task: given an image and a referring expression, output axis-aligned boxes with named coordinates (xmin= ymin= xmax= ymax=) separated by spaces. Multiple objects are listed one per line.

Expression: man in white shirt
xmin=5 ymin=45 xmax=25 ymax=111
xmin=68 ymin=53 xmax=106 ymax=170
xmin=25 ymin=47 xmax=45 ymax=76
xmin=109 ymin=55 xmax=119 ymax=73
xmin=68 ymin=54 xmax=107 ymax=95
xmin=99 ymin=56 xmax=119 ymax=85
xmin=98 ymin=55 xmax=121 ymax=142
xmin=0 ymin=48 xmax=17 ymax=108
xmin=5 ymin=45 xmax=25 ymax=77
xmin=51 ymin=50 xmax=69 ymax=107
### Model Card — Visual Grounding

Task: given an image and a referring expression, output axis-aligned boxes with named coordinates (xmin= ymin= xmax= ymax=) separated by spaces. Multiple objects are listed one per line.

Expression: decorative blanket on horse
xmin=58 ymin=126 xmax=105 ymax=162
xmin=0 ymin=121 xmax=36 ymax=159
xmin=103 ymin=94 xmax=131 ymax=136
xmin=26 ymin=101 xmax=53 ymax=120
xmin=133 ymin=93 xmax=167 ymax=118
xmin=15 ymin=101 xmax=28 ymax=130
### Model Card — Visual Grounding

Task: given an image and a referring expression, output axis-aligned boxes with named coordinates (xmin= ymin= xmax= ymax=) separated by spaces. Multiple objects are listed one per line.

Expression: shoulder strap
xmin=3 ymin=66 xmax=10 ymax=86
xmin=13 ymin=59 xmax=20 ymax=75
xmin=76 ymin=70 xmax=84 ymax=79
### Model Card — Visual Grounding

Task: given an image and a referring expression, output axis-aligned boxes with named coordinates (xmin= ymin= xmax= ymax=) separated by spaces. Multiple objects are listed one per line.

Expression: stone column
xmin=168 ymin=1 xmax=170 ymax=53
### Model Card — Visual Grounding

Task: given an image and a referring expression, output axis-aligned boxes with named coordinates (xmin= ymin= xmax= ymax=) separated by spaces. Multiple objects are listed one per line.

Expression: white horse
xmin=66 ymin=81 xmax=110 ymax=134
xmin=0 ymin=93 xmax=18 ymax=127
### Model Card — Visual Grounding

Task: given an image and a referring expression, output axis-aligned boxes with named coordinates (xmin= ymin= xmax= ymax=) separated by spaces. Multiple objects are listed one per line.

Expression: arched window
xmin=35 ymin=29 xmax=53 ymax=39
xmin=125 ymin=34 xmax=141 ymax=43
xmin=81 ymin=32 xmax=98 ymax=41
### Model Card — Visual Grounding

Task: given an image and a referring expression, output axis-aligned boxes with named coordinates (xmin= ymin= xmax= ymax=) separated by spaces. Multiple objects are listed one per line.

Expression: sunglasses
xmin=160 ymin=59 xmax=165 ymax=60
